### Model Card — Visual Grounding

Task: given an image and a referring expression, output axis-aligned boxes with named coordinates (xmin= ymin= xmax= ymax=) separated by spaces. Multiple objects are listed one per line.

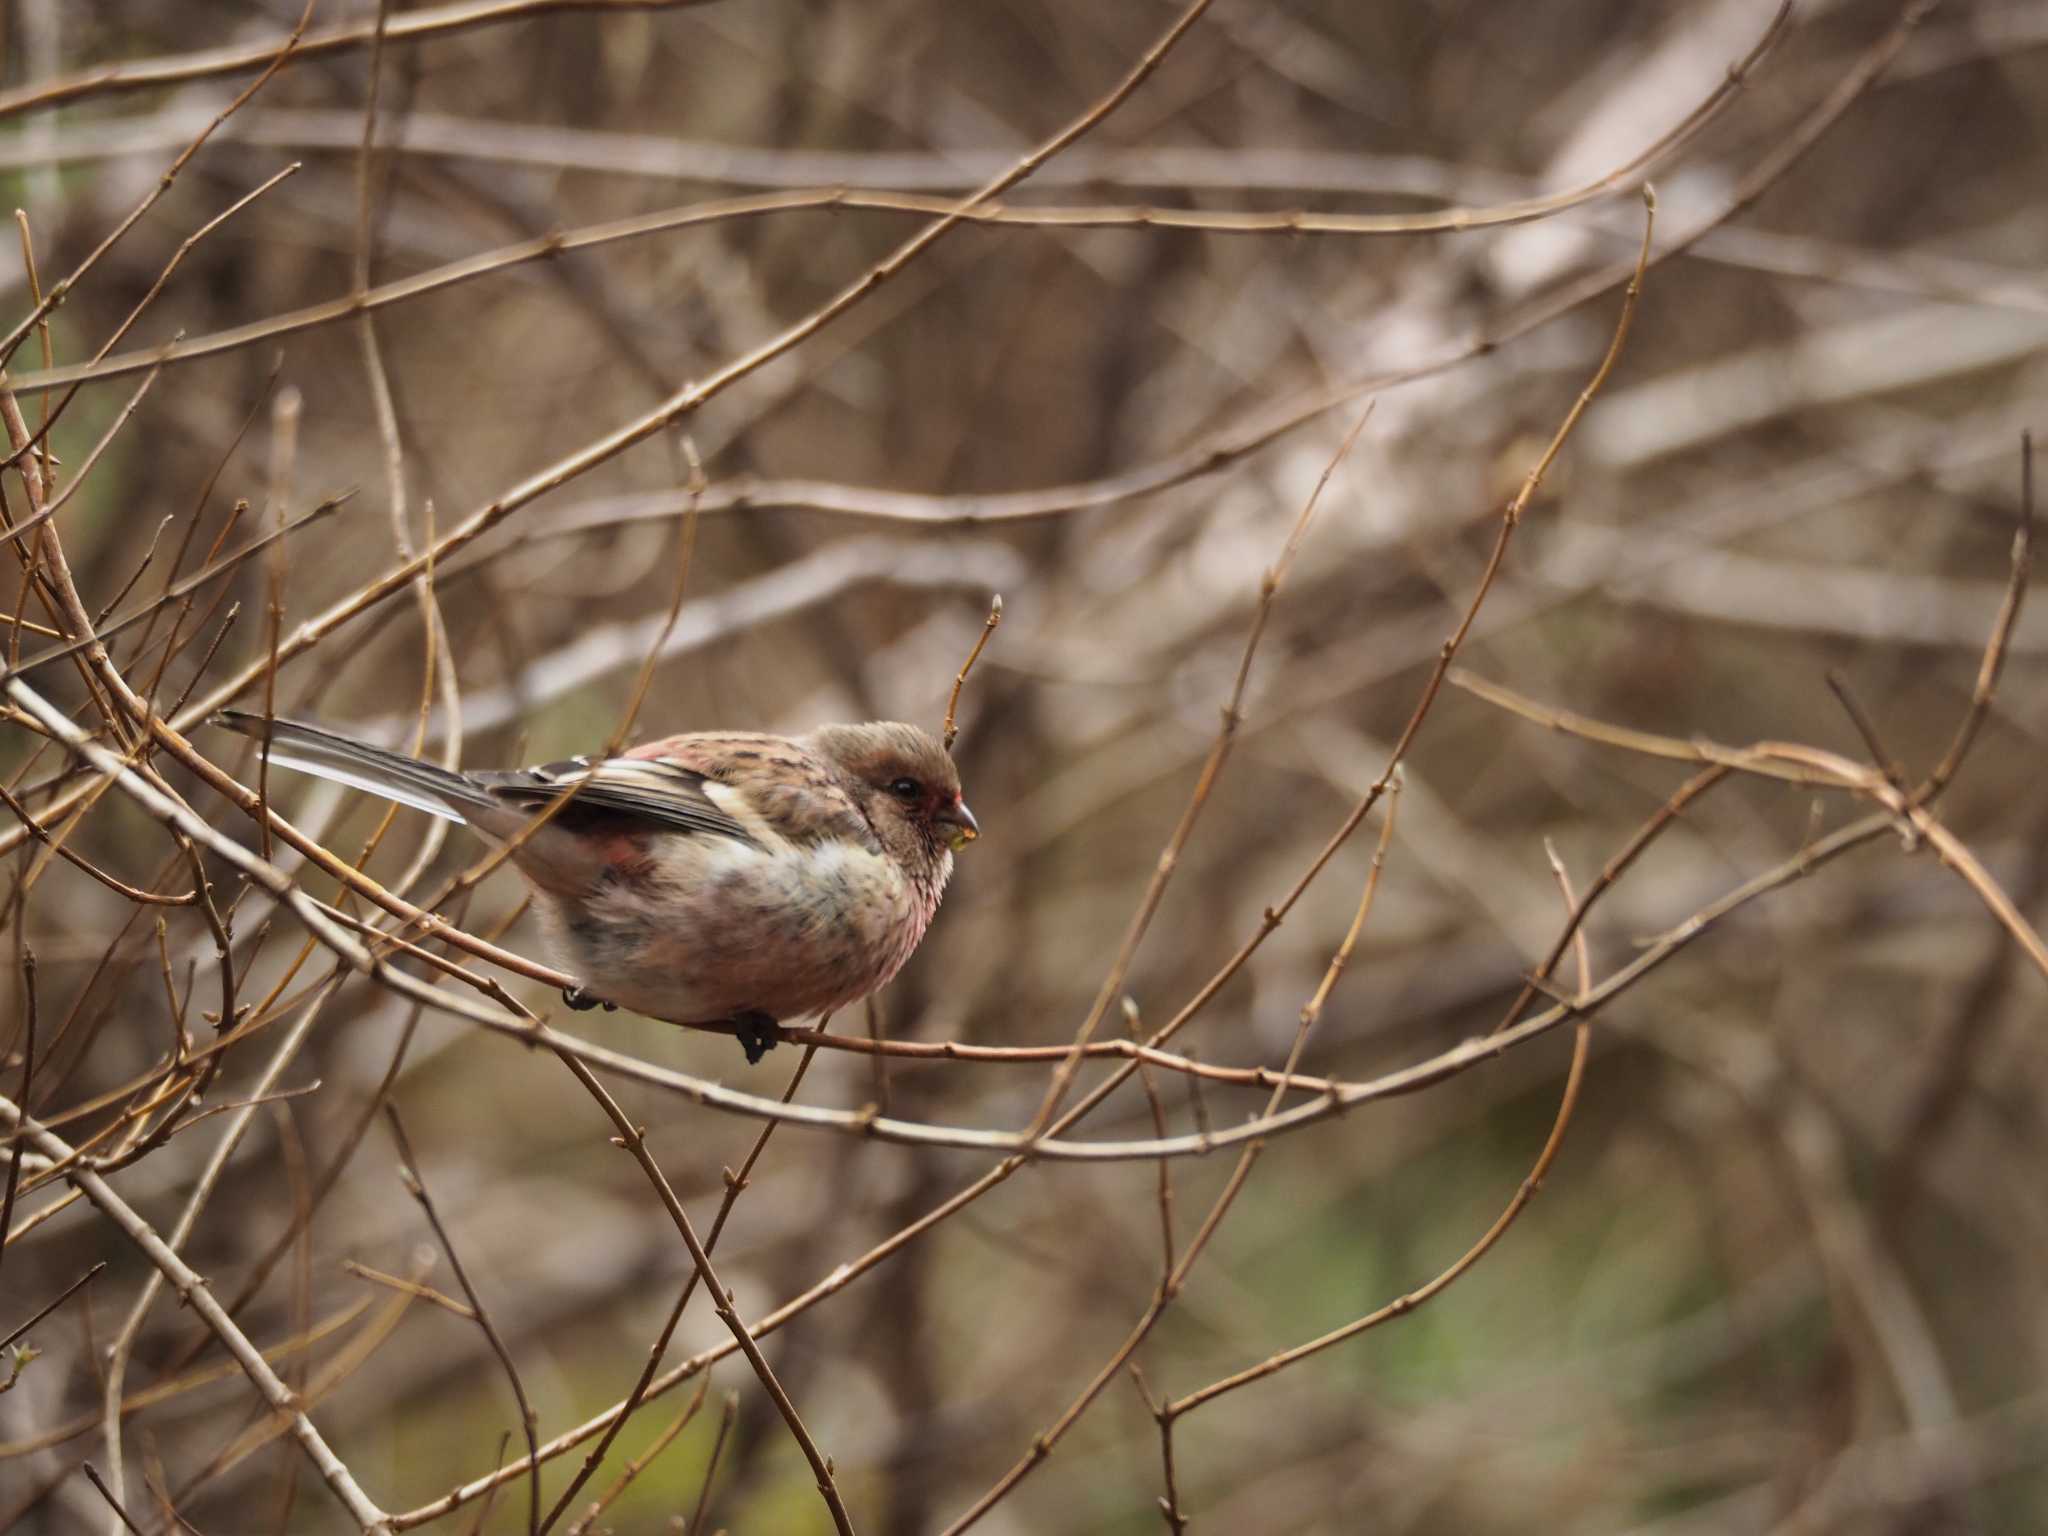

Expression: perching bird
xmin=212 ymin=710 xmax=977 ymax=1062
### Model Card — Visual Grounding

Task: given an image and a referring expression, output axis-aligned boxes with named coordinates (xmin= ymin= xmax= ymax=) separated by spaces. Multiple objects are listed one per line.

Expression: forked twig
xmin=553 ymin=1051 xmax=856 ymax=1535
xmin=536 ymin=1044 xmax=820 ymax=1535
xmin=563 ymin=1376 xmax=712 ymax=1536
xmin=0 ymin=1099 xmax=391 ymax=1531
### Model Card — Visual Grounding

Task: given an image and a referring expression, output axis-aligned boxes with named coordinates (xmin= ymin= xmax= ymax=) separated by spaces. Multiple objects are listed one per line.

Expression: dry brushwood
xmin=4 ymin=3 xmax=2046 ymax=1534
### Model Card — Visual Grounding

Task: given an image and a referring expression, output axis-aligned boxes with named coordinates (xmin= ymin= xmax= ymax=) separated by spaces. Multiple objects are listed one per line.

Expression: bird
xmin=212 ymin=710 xmax=977 ymax=1062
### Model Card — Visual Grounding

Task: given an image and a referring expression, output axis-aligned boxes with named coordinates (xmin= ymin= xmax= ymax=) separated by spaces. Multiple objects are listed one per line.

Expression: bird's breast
xmin=542 ymin=832 xmax=933 ymax=1024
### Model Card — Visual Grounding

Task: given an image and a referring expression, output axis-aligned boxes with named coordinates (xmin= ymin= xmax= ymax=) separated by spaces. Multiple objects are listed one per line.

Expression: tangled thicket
xmin=3 ymin=2 xmax=2047 ymax=1533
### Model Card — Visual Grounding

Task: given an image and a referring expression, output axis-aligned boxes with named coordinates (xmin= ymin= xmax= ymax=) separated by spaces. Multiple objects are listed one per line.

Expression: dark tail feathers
xmin=212 ymin=710 xmax=492 ymax=822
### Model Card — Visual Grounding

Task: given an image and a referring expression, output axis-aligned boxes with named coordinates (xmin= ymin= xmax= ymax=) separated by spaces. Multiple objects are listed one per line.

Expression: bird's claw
xmin=562 ymin=985 xmax=616 ymax=1012
xmin=734 ymin=1012 xmax=781 ymax=1065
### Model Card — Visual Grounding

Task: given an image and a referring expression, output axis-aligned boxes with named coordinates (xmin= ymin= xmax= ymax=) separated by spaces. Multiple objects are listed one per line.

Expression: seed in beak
xmin=941 ymin=797 xmax=979 ymax=848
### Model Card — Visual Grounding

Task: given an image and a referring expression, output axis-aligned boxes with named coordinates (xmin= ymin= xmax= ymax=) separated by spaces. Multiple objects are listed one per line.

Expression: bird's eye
xmin=888 ymin=777 xmax=922 ymax=801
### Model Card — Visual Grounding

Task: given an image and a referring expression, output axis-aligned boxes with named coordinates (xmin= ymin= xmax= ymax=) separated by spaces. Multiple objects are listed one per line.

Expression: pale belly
xmin=534 ymin=835 xmax=936 ymax=1024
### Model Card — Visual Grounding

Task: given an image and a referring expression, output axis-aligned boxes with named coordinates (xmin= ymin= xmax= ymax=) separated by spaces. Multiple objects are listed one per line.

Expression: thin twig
xmin=1825 ymin=668 xmax=1907 ymax=792
xmin=1917 ymin=428 xmax=2033 ymax=803
xmin=0 ymin=1258 xmax=102 ymax=1353
xmin=81 ymin=1463 xmax=148 ymax=1536
xmin=1125 ymin=999 xmax=1176 ymax=1277
xmin=942 ymin=595 xmax=1002 ymax=750
xmin=0 ymin=947 xmax=36 ymax=1290
xmin=384 ymin=1105 xmax=540 ymax=1536
xmin=684 ymin=1394 xmax=739 ymax=1536
xmin=341 ymin=1261 xmax=476 ymax=1321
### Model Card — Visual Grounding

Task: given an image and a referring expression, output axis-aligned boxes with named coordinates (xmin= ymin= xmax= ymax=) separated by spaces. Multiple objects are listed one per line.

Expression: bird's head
xmin=807 ymin=721 xmax=979 ymax=865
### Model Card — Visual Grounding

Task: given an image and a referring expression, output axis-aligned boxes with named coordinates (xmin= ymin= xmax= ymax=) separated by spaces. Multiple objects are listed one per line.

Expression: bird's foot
xmin=733 ymin=1011 xmax=781 ymax=1065
xmin=562 ymin=985 xmax=617 ymax=1012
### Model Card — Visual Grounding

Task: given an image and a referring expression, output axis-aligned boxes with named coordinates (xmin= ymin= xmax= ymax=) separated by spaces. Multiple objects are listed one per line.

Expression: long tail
xmin=212 ymin=710 xmax=494 ymax=823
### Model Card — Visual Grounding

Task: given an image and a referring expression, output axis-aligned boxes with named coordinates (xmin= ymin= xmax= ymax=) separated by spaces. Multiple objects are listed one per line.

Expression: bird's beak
xmin=936 ymin=796 xmax=979 ymax=850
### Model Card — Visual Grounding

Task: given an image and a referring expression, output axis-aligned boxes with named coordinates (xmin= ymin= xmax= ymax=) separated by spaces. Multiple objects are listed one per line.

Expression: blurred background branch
xmin=2 ymin=2 xmax=2045 ymax=1533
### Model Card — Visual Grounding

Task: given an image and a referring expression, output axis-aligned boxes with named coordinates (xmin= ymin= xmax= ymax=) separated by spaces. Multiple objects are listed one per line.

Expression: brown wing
xmin=473 ymin=753 xmax=758 ymax=845
xmin=623 ymin=731 xmax=879 ymax=852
